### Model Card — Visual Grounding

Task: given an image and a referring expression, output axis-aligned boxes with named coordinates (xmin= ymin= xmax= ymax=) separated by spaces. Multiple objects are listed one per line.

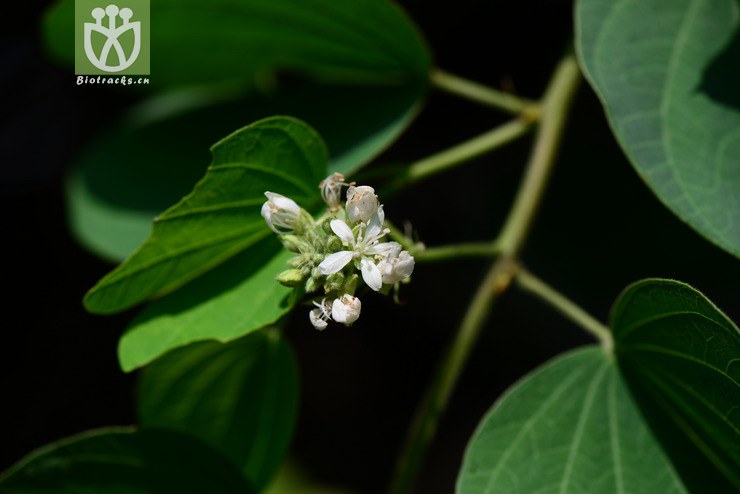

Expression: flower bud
xmin=280 ymin=235 xmax=304 ymax=253
xmin=305 ymin=275 xmax=322 ymax=294
xmin=326 ymin=235 xmax=343 ymax=252
xmin=261 ymin=192 xmax=302 ymax=234
xmin=325 ymin=271 xmax=345 ymax=292
xmin=346 ymin=185 xmax=379 ymax=224
xmin=276 ymin=269 xmax=305 ymax=287
xmin=332 ymin=294 xmax=362 ymax=325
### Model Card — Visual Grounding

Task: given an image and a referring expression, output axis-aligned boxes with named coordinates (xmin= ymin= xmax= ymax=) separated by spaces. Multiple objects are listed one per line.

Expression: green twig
xmin=431 ymin=68 xmax=538 ymax=115
xmin=515 ymin=268 xmax=613 ymax=349
xmin=388 ymin=256 xmax=519 ymax=494
xmin=414 ymin=242 xmax=500 ymax=262
xmin=388 ymin=53 xmax=582 ymax=494
xmin=404 ymin=117 xmax=535 ymax=185
xmin=497 ymin=55 xmax=582 ymax=255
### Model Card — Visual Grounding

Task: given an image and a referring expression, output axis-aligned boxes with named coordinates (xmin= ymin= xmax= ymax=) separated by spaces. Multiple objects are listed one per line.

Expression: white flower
xmin=309 ymin=299 xmax=332 ymax=330
xmin=317 ymin=207 xmax=396 ymax=291
xmin=378 ymin=250 xmax=415 ymax=284
xmin=261 ymin=192 xmax=301 ymax=234
xmin=346 ymin=185 xmax=379 ymax=224
xmin=319 ymin=172 xmax=349 ymax=211
xmin=332 ymin=294 xmax=362 ymax=325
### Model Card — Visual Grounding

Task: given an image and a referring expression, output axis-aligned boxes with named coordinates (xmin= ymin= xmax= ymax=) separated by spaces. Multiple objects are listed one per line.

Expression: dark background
xmin=3 ymin=1 xmax=739 ymax=493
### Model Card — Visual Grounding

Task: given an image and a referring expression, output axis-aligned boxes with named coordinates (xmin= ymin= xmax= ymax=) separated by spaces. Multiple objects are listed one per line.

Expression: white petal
xmin=318 ymin=251 xmax=353 ymax=275
xmin=331 ymin=295 xmax=361 ymax=325
xmin=364 ymin=205 xmax=385 ymax=241
xmin=346 ymin=185 xmax=378 ymax=224
xmin=330 ymin=219 xmax=355 ymax=244
xmin=331 ymin=298 xmax=348 ymax=323
xmin=368 ymin=241 xmax=401 ymax=257
xmin=265 ymin=191 xmax=300 ymax=214
xmin=360 ymin=257 xmax=383 ymax=291
xmin=309 ymin=308 xmax=327 ymax=330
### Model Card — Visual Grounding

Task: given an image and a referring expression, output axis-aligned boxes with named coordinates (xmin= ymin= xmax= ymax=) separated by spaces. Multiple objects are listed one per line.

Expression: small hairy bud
xmin=280 ymin=235 xmax=304 ymax=253
xmin=305 ymin=276 xmax=322 ymax=294
xmin=276 ymin=269 xmax=306 ymax=287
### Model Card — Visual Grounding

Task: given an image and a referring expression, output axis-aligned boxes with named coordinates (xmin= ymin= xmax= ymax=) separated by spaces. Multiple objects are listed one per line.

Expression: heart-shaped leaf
xmin=0 ymin=428 xmax=254 ymax=493
xmin=611 ymin=279 xmax=740 ymax=488
xmin=457 ymin=347 xmax=688 ymax=493
xmin=83 ymin=116 xmax=326 ymax=314
xmin=138 ymin=329 xmax=299 ymax=492
xmin=576 ymin=0 xmax=740 ymax=258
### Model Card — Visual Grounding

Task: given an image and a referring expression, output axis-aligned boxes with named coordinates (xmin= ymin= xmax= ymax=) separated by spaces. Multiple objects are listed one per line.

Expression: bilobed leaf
xmin=138 ymin=329 xmax=299 ymax=492
xmin=576 ymin=0 xmax=740 ymax=258
xmin=83 ymin=116 xmax=326 ymax=314
xmin=611 ymin=279 xmax=740 ymax=488
xmin=117 ymin=237 xmax=296 ymax=371
xmin=457 ymin=347 xmax=688 ymax=494
xmin=0 ymin=428 xmax=254 ymax=493
xmin=68 ymin=82 xmax=420 ymax=261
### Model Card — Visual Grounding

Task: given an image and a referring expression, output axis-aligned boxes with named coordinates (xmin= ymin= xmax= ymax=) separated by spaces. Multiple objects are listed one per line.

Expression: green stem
xmin=404 ymin=117 xmax=535 ymax=185
xmin=515 ymin=268 xmax=613 ymax=349
xmin=431 ymin=68 xmax=538 ymax=115
xmin=414 ymin=242 xmax=500 ymax=262
xmin=388 ymin=256 xmax=519 ymax=494
xmin=388 ymin=53 xmax=582 ymax=494
xmin=497 ymin=55 xmax=582 ymax=255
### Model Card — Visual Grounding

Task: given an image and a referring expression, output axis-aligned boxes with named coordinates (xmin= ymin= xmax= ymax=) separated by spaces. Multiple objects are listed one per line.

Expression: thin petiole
xmin=430 ymin=68 xmax=539 ymax=115
xmin=515 ymin=268 xmax=613 ymax=349
xmin=414 ymin=241 xmax=501 ymax=262
xmin=404 ymin=116 xmax=535 ymax=184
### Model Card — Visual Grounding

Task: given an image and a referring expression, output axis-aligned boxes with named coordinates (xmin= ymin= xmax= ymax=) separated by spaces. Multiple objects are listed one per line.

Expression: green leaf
xmin=117 ymin=237 xmax=296 ymax=371
xmin=576 ymin=0 xmax=740 ymax=258
xmin=47 ymin=0 xmax=430 ymax=261
xmin=138 ymin=329 xmax=298 ymax=491
xmin=457 ymin=347 xmax=688 ymax=494
xmin=43 ymin=0 xmax=430 ymax=88
xmin=611 ymin=279 xmax=740 ymax=489
xmin=68 ymin=82 xmax=420 ymax=261
xmin=83 ymin=116 xmax=326 ymax=314
xmin=0 ymin=428 xmax=254 ymax=494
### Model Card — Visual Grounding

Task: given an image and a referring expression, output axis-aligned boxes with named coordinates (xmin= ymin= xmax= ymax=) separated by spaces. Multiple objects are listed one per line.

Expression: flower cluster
xmin=261 ymin=173 xmax=415 ymax=329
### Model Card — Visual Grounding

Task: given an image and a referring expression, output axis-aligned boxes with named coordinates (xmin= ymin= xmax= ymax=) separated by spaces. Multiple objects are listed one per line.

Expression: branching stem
xmin=389 ymin=53 xmax=582 ymax=494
